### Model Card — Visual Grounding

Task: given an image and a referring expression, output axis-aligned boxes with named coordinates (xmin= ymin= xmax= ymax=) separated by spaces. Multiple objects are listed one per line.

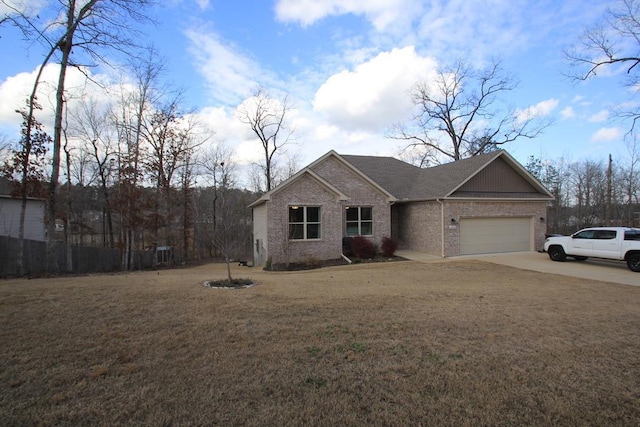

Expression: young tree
xmin=0 ymin=100 xmax=50 ymax=275
xmin=212 ymin=163 xmax=239 ymax=281
xmin=237 ymin=87 xmax=295 ymax=191
xmin=199 ymin=143 xmax=234 ymax=240
xmin=390 ymin=60 xmax=549 ymax=164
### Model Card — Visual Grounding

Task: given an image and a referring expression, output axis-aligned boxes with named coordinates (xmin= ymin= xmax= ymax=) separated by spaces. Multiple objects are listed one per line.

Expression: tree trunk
xmin=47 ymin=5 xmax=75 ymax=273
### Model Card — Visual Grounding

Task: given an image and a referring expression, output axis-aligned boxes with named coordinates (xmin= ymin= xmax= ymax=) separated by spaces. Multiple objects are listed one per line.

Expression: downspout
xmin=437 ymin=198 xmax=445 ymax=257
xmin=341 ymin=253 xmax=353 ymax=264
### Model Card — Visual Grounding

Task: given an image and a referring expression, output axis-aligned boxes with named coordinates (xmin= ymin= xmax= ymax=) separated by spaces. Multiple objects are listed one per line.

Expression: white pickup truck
xmin=544 ymin=227 xmax=640 ymax=272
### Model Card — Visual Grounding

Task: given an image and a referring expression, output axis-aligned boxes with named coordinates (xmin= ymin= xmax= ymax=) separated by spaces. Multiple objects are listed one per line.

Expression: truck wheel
xmin=573 ymin=256 xmax=588 ymax=261
xmin=548 ymin=246 xmax=566 ymax=262
xmin=627 ymin=253 xmax=640 ymax=272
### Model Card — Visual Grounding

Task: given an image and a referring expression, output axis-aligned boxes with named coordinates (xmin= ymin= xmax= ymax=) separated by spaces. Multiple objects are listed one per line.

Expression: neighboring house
xmin=250 ymin=150 xmax=554 ymax=266
xmin=0 ymin=195 xmax=46 ymax=242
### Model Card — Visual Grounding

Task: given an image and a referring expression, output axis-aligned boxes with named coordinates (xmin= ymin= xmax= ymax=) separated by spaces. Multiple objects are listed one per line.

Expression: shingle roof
xmin=341 ymin=150 xmax=507 ymax=200
xmin=250 ymin=149 xmax=553 ymax=207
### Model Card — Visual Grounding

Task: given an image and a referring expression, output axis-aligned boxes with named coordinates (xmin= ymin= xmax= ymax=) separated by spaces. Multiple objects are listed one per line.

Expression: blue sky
xmin=0 ymin=0 xmax=633 ymax=176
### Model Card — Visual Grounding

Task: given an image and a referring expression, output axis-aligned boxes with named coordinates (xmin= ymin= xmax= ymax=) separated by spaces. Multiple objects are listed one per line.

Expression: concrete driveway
xmin=396 ymin=250 xmax=639 ymax=287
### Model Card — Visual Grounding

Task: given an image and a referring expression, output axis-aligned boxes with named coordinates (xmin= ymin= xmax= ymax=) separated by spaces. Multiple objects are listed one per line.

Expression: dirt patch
xmin=1 ymin=260 xmax=639 ymax=425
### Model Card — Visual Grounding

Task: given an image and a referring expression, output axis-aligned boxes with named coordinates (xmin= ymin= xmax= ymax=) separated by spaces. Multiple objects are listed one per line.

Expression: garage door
xmin=459 ymin=217 xmax=531 ymax=255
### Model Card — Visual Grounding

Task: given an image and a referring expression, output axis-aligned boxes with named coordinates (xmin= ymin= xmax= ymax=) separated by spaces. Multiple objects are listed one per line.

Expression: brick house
xmin=250 ymin=150 xmax=553 ymax=266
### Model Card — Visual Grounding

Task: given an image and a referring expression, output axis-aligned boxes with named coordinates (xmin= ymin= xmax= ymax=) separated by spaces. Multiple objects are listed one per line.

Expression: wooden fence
xmin=0 ymin=236 xmax=155 ymax=277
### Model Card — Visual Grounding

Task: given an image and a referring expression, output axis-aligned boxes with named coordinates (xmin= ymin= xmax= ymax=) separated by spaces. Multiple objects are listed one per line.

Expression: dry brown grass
xmin=1 ymin=259 xmax=639 ymax=426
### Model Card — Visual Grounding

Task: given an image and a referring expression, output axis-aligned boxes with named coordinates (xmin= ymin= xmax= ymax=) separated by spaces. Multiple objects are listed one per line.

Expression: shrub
xmin=381 ymin=236 xmax=398 ymax=257
xmin=342 ymin=236 xmax=354 ymax=257
xmin=351 ymin=235 xmax=375 ymax=259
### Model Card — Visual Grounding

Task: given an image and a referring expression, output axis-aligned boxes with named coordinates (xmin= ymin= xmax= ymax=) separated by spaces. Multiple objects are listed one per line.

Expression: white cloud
xmin=313 ymin=46 xmax=437 ymax=132
xmin=0 ymin=64 xmax=109 ymax=134
xmin=588 ymin=110 xmax=609 ymax=123
xmin=194 ymin=0 xmax=210 ymax=9
xmin=516 ymin=98 xmax=558 ymax=123
xmin=185 ymin=29 xmax=270 ymax=105
xmin=0 ymin=0 xmax=47 ymax=16
xmin=274 ymin=0 xmax=422 ymax=31
xmin=571 ymin=95 xmax=590 ymax=106
xmin=591 ymin=127 xmax=622 ymax=143
xmin=560 ymin=106 xmax=575 ymax=120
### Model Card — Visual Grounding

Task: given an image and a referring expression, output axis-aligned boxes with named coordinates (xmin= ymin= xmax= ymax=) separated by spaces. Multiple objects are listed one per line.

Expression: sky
xmin=0 ymin=0 xmax=634 ymax=185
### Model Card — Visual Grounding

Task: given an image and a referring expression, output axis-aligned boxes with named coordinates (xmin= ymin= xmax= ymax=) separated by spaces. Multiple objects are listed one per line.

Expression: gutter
xmin=437 ymin=198 xmax=445 ymax=258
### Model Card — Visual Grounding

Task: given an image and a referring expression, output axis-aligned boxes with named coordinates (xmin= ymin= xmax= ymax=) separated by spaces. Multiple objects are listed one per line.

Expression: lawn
xmin=1 ymin=259 xmax=639 ymax=425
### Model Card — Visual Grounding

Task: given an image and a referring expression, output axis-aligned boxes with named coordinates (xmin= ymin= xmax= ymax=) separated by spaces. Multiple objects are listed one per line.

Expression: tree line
xmin=1 ymin=1 xmax=298 ymax=274
xmin=524 ymin=143 xmax=640 ymax=234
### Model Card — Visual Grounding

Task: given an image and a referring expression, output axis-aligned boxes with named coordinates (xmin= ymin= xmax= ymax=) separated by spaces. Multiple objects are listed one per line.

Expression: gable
xmin=270 ymin=171 xmax=344 ymax=206
xmin=248 ymin=168 xmax=348 ymax=207
xmin=310 ymin=154 xmax=396 ymax=202
xmin=452 ymin=157 xmax=541 ymax=195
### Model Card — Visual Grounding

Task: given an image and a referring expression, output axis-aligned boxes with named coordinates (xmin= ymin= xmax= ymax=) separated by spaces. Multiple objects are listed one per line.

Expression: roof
xmin=0 ymin=194 xmax=46 ymax=202
xmin=341 ymin=150 xmax=553 ymax=201
xmin=249 ymin=149 xmax=554 ymax=207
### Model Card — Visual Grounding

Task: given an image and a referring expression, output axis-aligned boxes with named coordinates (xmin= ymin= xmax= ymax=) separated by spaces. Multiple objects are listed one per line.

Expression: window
xmin=289 ymin=206 xmax=321 ymax=240
xmin=594 ymin=230 xmax=617 ymax=240
xmin=625 ymin=230 xmax=640 ymax=241
xmin=345 ymin=206 xmax=373 ymax=236
xmin=573 ymin=230 xmax=595 ymax=239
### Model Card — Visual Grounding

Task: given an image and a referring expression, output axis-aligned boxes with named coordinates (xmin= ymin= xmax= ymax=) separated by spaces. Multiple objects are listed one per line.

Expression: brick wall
xmin=311 ymin=156 xmax=391 ymax=247
xmin=268 ymin=174 xmax=343 ymax=265
xmin=443 ymin=200 xmax=548 ymax=257
xmin=394 ymin=199 xmax=548 ymax=257
xmin=263 ymin=156 xmax=392 ymax=265
xmin=393 ymin=201 xmax=442 ymax=256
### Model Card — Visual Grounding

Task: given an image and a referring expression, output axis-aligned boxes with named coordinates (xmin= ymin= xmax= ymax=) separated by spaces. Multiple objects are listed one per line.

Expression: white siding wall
xmin=252 ymin=203 xmax=268 ymax=266
xmin=0 ymin=197 xmax=46 ymax=241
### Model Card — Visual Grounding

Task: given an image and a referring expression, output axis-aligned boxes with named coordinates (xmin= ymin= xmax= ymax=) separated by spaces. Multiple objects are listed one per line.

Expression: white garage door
xmin=459 ymin=217 xmax=532 ymax=255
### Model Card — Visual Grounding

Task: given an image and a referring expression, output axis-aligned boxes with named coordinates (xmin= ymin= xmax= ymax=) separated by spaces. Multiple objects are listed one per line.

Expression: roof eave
xmin=394 ymin=195 xmax=554 ymax=203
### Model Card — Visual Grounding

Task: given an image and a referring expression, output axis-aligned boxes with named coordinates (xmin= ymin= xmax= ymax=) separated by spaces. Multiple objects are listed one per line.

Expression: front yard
xmin=1 ymin=259 xmax=639 ymax=425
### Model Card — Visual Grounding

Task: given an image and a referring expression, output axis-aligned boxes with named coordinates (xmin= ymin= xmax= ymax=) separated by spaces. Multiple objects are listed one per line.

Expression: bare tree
xmin=68 ymin=97 xmax=118 ymax=247
xmin=143 ymin=99 xmax=201 ymax=255
xmin=212 ymin=163 xmax=240 ymax=281
xmin=112 ymin=51 xmax=164 ymax=269
xmin=391 ymin=60 xmax=548 ymax=164
xmin=569 ymin=159 xmax=608 ymax=228
xmin=621 ymin=137 xmax=640 ymax=224
xmin=0 ymin=134 xmax=11 ymax=163
xmin=237 ymin=87 xmax=295 ymax=191
xmin=199 ymin=142 xmax=234 ymax=238
xmin=566 ymin=0 xmax=640 ymax=130
xmin=3 ymin=0 xmax=155 ymax=271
